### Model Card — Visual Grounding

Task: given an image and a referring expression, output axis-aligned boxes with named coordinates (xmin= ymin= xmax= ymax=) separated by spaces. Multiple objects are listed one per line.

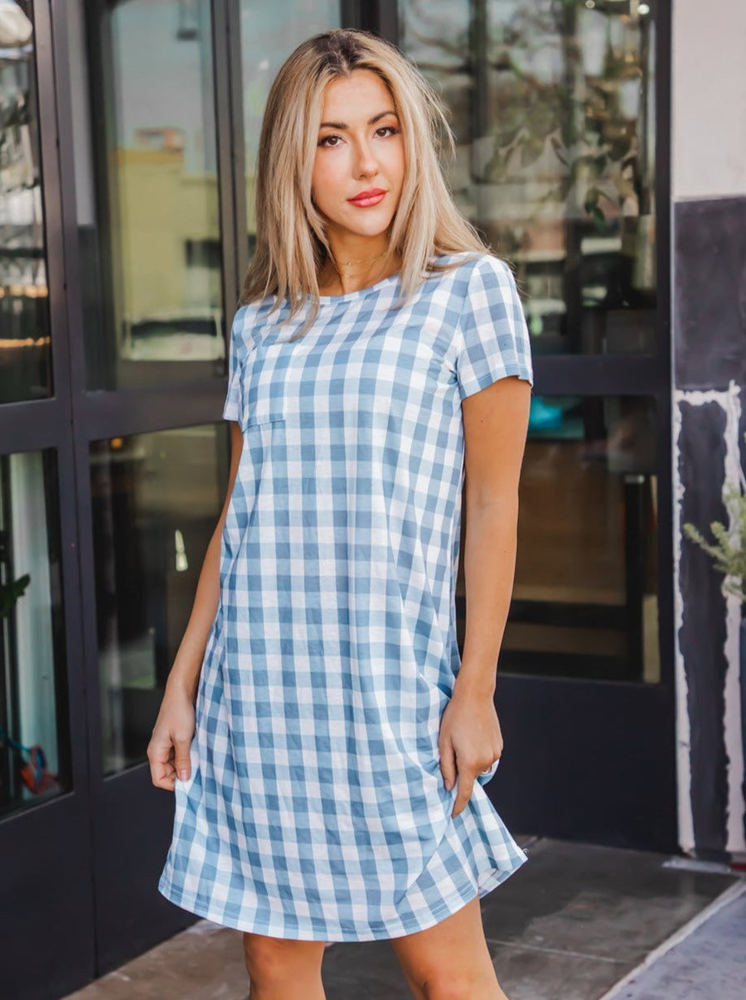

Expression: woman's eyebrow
xmin=319 ymin=110 xmax=399 ymax=129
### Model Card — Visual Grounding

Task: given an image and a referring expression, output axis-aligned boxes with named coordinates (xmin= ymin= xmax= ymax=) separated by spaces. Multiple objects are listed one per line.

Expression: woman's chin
xmin=326 ymin=213 xmax=398 ymax=243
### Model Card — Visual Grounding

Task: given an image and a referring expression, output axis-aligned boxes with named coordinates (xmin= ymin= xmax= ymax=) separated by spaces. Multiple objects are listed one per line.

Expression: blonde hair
xmin=241 ymin=28 xmax=489 ymax=334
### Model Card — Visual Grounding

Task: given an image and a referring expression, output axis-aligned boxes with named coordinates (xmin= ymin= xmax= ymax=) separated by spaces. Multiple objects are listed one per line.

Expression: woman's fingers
xmin=440 ymin=739 xmax=499 ymax=817
xmin=154 ymin=762 xmax=177 ymax=790
xmin=451 ymin=769 xmax=477 ymax=818
xmin=172 ymin=737 xmax=193 ymax=782
xmin=147 ymin=690 xmax=196 ymax=790
xmin=438 ymin=738 xmax=457 ymax=792
xmin=439 ymin=739 xmax=477 ymax=817
xmin=147 ymin=729 xmax=177 ymax=790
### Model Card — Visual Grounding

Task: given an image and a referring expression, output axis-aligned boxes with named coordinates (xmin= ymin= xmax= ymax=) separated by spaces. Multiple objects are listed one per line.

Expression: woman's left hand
xmin=438 ymin=687 xmax=503 ymax=818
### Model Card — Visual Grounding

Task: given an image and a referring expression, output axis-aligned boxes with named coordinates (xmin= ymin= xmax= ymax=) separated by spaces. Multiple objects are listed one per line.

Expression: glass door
xmin=397 ymin=0 xmax=676 ymax=850
xmin=62 ymin=0 xmax=236 ymax=972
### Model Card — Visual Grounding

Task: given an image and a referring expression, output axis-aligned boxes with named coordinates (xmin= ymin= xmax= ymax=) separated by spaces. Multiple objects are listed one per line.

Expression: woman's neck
xmin=318 ymin=236 xmax=400 ymax=296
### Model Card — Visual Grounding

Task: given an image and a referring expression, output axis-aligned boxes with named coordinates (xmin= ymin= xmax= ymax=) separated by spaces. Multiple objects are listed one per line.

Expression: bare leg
xmin=242 ymin=932 xmax=327 ymax=1000
xmin=389 ymin=894 xmax=509 ymax=1000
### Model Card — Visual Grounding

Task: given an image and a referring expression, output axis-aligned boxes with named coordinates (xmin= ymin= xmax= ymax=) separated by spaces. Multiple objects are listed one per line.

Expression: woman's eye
xmin=318 ymin=127 xmax=398 ymax=147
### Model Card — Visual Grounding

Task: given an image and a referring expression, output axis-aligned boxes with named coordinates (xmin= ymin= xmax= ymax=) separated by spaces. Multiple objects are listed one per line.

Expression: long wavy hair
xmin=240 ymin=29 xmax=489 ymax=335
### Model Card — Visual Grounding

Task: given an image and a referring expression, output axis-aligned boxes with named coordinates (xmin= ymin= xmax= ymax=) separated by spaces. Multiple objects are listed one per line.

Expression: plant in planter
xmin=683 ymin=454 xmax=746 ymax=830
xmin=683 ymin=479 xmax=746 ymax=603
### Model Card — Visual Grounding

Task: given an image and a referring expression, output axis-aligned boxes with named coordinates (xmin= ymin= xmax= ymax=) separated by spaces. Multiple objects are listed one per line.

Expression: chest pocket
xmin=242 ymin=411 xmax=286 ymax=432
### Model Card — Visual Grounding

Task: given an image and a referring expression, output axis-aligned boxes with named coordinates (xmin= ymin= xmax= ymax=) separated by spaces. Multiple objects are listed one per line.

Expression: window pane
xmin=0 ymin=450 xmax=69 ymax=817
xmin=0 ymin=2 xmax=53 ymax=402
xmin=70 ymin=0 xmax=224 ymax=390
xmin=240 ymin=1 xmax=341 ymax=257
xmin=90 ymin=425 xmax=227 ymax=775
xmin=399 ymin=0 xmax=657 ymax=356
xmin=457 ymin=396 xmax=659 ymax=683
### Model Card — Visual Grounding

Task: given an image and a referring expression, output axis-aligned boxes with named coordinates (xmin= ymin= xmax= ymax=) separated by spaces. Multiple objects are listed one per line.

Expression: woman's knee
xmin=422 ymin=973 xmax=508 ymax=1000
xmin=242 ymin=932 xmax=325 ymax=985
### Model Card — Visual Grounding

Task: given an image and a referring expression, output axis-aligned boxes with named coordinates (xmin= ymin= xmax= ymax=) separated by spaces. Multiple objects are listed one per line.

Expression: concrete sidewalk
xmin=597 ymin=878 xmax=746 ymax=1000
xmin=63 ymin=835 xmax=745 ymax=1000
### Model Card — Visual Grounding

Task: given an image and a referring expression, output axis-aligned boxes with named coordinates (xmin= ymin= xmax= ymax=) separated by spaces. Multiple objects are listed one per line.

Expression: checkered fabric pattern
xmin=158 ymin=251 xmax=534 ymax=941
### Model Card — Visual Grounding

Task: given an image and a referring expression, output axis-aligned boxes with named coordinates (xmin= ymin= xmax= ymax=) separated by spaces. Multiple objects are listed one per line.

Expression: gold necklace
xmin=331 ymin=248 xmax=389 ymax=268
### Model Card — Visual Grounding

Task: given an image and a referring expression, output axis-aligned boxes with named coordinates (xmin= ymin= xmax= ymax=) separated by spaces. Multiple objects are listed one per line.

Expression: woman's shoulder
xmin=429 ymin=249 xmax=513 ymax=284
xmin=433 ymin=250 xmax=511 ymax=278
xmin=231 ymin=295 xmax=278 ymax=336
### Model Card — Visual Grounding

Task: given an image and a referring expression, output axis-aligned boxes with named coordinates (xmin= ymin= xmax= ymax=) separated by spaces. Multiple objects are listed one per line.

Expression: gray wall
xmin=672 ymin=1 xmax=746 ymax=859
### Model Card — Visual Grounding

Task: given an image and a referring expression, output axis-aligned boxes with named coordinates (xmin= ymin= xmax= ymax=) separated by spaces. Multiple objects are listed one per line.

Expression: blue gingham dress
xmin=158 ymin=251 xmax=533 ymax=941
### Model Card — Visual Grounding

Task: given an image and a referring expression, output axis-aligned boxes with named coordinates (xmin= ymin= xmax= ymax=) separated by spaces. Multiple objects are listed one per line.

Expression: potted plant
xmin=683 ymin=453 xmax=746 ymax=816
xmin=683 ymin=481 xmax=746 ymax=603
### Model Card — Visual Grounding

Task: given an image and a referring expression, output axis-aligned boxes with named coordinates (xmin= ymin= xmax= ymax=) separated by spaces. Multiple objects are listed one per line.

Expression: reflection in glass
xmin=400 ymin=0 xmax=657 ymax=355
xmin=0 ymin=450 xmax=68 ymax=817
xmin=90 ymin=425 xmax=227 ymax=774
xmin=240 ymin=1 xmax=341 ymax=255
xmin=0 ymin=2 xmax=52 ymax=402
xmin=456 ymin=396 xmax=659 ymax=683
xmin=77 ymin=0 xmax=224 ymax=389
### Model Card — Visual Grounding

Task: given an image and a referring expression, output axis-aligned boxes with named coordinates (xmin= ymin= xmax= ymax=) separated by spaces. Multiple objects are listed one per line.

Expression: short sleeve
xmin=454 ymin=255 xmax=534 ymax=400
xmin=222 ymin=307 xmax=246 ymax=422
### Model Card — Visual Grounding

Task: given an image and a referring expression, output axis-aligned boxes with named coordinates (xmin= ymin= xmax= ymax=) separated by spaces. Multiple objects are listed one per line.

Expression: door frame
xmin=0 ymin=2 xmax=96 ymax=997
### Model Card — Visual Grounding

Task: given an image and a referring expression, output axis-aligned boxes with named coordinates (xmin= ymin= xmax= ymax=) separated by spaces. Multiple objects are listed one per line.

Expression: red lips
xmin=347 ymin=188 xmax=387 ymax=205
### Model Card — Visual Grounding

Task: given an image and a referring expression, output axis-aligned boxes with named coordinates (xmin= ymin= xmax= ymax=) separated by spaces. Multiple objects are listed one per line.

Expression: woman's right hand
xmin=147 ymin=682 xmax=196 ymax=791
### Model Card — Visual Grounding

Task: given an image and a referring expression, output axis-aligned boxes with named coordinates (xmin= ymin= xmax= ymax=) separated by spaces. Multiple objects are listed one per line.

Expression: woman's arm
xmin=147 ymin=421 xmax=244 ymax=789
xmin=455 ymin=375 xmax=530 ymax=696
xmin=167 ymin=421 xmax=244 ymax=701
xmin=438 ymin=375 xmax=531 ymax=816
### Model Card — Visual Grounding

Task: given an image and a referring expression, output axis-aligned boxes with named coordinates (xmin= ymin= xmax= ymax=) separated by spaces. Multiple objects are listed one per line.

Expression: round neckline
xmin=316 ymin=270 xmax=401 ymax=304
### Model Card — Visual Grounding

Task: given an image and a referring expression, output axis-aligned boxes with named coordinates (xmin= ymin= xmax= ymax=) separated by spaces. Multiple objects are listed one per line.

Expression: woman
xmin=149 ymin=28 xmax=533 ymax=1000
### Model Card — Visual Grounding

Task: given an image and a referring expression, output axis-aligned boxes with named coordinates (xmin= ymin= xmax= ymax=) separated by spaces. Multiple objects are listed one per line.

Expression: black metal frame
xmin=0 ymin=1 xmax=674 ymax=996
xmin=0 ymin=2 xmax=97 ymax=997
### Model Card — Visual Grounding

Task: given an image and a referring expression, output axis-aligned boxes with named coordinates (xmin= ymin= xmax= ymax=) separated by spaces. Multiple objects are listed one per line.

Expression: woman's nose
xmin=354 ymin=140 xmax=378 ymax=179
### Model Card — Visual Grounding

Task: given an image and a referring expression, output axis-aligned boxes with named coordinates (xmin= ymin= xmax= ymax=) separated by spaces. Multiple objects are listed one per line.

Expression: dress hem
xmin=156 ymin=850 xmax=528 ymax=943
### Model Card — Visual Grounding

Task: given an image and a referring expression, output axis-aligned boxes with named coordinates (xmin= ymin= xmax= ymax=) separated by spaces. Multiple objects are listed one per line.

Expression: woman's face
xmin=311 ymin=69 xmax=405 ymax=247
